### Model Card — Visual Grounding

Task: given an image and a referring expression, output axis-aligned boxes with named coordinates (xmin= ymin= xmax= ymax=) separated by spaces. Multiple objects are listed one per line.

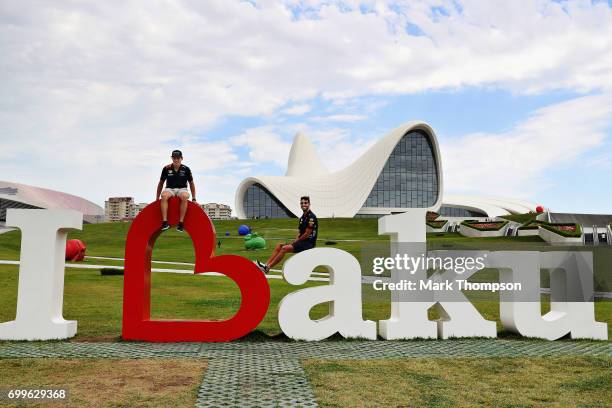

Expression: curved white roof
xmin=236 ymin=121 xmax=444 ymax=218
xmin=0 ymin=180 xmax=103 ymax=216
xmin=285 ymin=132 xmax=329 ymax=177
xmin=441 ymin=195 xmax=541 ymax=218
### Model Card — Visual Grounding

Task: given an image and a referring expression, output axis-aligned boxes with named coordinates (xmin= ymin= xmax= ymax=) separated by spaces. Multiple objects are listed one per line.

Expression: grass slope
xmin=0 ymin=218 xmax=545 ymax=263
xmin=0 ymin=264 xmax=610 ymax=340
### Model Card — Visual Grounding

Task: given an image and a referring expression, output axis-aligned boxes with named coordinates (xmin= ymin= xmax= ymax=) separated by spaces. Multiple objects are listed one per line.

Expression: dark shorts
xmin=292 ymin=240 xmax=315 ymax=253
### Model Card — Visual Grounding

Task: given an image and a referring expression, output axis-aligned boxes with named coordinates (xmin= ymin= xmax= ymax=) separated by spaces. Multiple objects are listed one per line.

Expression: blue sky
xmin=1 ymin=0 xmax=611 ymax=214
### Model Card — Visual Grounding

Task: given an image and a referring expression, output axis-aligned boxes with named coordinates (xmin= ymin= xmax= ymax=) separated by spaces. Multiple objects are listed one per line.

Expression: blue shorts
xmin=292 ymin=241 xmax=315 ymax=253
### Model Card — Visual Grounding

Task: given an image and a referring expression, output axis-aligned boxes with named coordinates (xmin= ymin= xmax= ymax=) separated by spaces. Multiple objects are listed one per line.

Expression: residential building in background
xmin=105 ymin=197 xmax=135 ymax=222
xmin=133 ymin=202 xmax=148 ymax=218
xmin=103 ymin=200 xmax=233 ymax=222
xmin=201 ymin=203 xmax=232 ymax=220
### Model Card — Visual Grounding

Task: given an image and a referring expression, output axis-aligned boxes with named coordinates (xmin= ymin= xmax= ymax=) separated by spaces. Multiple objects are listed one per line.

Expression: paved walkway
xmin=1 ymin=340 xmax=610 ymax=407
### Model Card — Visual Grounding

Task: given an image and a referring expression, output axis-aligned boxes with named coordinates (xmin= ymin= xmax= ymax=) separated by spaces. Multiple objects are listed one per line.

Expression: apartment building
xmin=133 ymin=202 xmax=149 ymax=217
xmin=104 ymin=197 xmax=135 ymax=222
xmin=201 ymin=203 xmax=232 ymax=220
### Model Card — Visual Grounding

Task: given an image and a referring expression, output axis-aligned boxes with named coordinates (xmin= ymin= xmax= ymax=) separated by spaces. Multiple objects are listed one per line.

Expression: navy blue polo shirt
xmin=298 ymin=210 xmax=318 ymax=245
xmin=160 ymin=164 xmax=193 ymax=189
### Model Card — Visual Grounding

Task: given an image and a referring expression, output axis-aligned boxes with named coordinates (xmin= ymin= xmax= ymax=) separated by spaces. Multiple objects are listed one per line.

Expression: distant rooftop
xmin=549 ymin=213 xmax=612 ymax=227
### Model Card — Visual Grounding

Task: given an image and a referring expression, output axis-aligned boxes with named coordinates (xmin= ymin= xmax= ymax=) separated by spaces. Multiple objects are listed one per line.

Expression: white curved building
xmin=235 ymin=121 xmax=540 ymax=219
xmin=440 ymin=195 xmax=540 ymax=219
xmin=0 ymin=181 xmax=104 ymax=223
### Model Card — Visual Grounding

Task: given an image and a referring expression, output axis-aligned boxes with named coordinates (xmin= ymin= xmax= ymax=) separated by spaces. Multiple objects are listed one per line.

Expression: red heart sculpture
xmin=122 ymin=196 xmax=270 ymax=342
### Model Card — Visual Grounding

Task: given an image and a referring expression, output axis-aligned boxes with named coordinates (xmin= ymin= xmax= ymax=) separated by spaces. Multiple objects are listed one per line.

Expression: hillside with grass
xmin=0 ymin=217 xmax=546 ymax=262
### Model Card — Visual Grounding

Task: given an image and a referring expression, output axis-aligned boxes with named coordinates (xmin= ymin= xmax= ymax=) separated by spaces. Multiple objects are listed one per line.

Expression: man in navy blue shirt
xmin=156 ymin=150 xmax=197 ymax=232
xmin=257 ymin=196 xmax=317 ymax=273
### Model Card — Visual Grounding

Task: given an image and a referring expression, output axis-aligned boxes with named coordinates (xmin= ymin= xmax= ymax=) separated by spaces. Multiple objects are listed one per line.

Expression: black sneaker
xmin=161 ymin=221 xmax=170 ymax=231
xmin=176 ymin=222 xmax=184 ymax=232
xmin=256 ymin=260 xmax=269 ymax=274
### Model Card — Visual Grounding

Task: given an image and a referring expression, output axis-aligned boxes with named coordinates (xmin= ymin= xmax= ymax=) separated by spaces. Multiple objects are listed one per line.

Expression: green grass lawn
xmin=0 ymin=264 xmax=610 ymax=340
xmin=0 ymin=218 xmax=549 ymax=263
xmin=500 ymin=212 xmax=540 ymax=224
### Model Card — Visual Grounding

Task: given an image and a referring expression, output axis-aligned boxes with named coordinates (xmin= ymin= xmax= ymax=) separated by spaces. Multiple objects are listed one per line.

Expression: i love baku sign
xmin=0 ymin=198 xmax=607 ymax=342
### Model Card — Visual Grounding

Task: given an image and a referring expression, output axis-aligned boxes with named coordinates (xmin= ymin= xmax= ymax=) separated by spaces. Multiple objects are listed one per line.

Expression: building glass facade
xmin=362 ymin=130 xmax=439 ymax=209
xmin=439 ymin=205 xmax=487 ymax=218
xmin=243 ymin=183 xmax=294 ymax=219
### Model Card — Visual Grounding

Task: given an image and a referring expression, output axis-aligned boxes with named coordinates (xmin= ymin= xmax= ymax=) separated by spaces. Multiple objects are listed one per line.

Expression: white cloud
xmin=585 ymin=153 xmax=612 ymax=170
xmin=288 ymin=124 xmax=376 ymax=171
xmin=230 ymin=127 xmax=292 ymax=167
xmin=229 ymin=122 xmax=375 ymax=174
xmin=441 ymin=93 xmax=612 ymax=198
xmin=1 ymin=0 xmax=612 ymax=208
xmin=311 ymin=114 xmax=366 ymax=122
xmin=282 ymin=104 xmax=312 ymax=115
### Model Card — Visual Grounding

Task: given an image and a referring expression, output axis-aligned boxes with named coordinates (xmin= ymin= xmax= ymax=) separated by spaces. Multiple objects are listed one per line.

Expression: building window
xmin=243 ymin=183 xmax=295 ymax=218
xmin=438 ymin=206 xmax=487 ymax=218
xmin=362 ymin=130 xmax=439 ymax=209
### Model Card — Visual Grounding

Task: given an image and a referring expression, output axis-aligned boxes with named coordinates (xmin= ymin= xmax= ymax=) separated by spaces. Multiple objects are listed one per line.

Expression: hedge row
xmin=100 ymin=268 xmax=124 ymax=276
xmin=539 ymin=223 xmax=582 ymax=238
xmin=518 ymin=220 xmax=582 ymax=238
xmin=460 ymin=220 xmax=509 ymax=231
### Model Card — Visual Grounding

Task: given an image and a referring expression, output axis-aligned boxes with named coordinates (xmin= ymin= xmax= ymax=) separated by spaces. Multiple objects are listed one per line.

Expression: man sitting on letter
xmin=257 ymin=196 xmax=317 ymax=273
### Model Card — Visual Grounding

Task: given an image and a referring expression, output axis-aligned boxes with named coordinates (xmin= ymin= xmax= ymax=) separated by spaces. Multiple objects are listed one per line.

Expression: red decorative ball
xmin=536 ymin=205 xmax=544 ymax=213
xmin=66 ymin=239 xmax=86 ymax=262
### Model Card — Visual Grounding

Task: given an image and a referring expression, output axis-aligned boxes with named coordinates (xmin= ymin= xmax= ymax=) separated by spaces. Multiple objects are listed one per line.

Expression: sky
xmin=1 ymin=0 xmax=611 ymax=214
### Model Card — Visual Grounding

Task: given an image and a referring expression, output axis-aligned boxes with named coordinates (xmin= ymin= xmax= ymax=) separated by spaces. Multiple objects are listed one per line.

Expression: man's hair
xmin=300 ymin=196 xmax=310 ymax=203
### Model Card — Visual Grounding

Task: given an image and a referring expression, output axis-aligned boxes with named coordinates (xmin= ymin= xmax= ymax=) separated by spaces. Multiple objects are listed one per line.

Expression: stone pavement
xmin=1 ymin=340 xmax=610 ymax=407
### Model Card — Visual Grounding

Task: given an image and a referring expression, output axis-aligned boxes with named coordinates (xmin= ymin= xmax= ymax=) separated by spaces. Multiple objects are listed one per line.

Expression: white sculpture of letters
xmin=0 ymin=209 xmax=82 ymax=340
xmin=427 ymin=251 xmax=497 ymax=339
xmin=378 ymin=210 xmax=496 ymax=339
xmin=278 ymin=247 xmax=377 ymax=341
xmin=377 ymin=209 xmax=436 ymax=339
xmin=499 ymin=251 xmax=607 ymax=340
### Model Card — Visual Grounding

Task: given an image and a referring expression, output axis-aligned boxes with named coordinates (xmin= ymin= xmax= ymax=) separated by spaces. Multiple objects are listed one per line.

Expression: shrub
xmin=518 ymin=220 xmax=582 ymax=237
xmin=426 ymin=211 xmax=439 ymax=221
xmin=540 ymin=223 xmax=582 ymax=238
xmin=426 ymin=220 xmax=448 ymax=229
xmin=461 ymin=220 xmax=508 ymax=231
xmin=100 ymin=268 xmax=124 ymax=276
xmin=500 ymin=212 xmax=538 ymax=224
